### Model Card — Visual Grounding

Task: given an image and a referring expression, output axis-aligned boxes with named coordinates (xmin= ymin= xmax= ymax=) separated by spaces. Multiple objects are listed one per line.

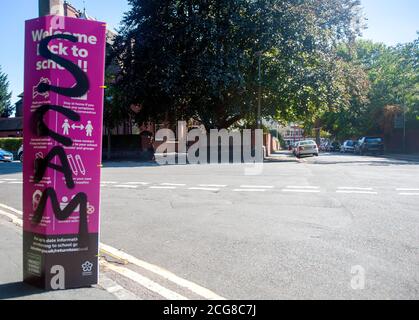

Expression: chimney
xmin=38 ymin=0 xmax=64 ymax=17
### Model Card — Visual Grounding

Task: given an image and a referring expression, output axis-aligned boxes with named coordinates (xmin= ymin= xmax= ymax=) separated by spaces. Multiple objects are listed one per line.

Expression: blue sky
xmin=1 ymin=0 xmax=418 ymax=104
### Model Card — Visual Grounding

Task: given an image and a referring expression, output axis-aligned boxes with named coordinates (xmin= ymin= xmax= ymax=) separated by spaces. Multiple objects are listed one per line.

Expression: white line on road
xmin=150 ymin=186 xmax=177 ymax=190
xmin=0 ymin=203 xmax=22 ymax=216
xmin=240 ymin=185 xmax=274 ymax=189
xmin=336 ymin=190 xmax=378 ymax=195
xmin=338 ymin=187 xmax=373 ymax=191
xmin=101 ymin=261 xmax=188 ymax=300
xmin=102 ymin=181 xmax=118 ymax=184
xmin=100 ymin=243 xmax=225 ymax=300
xmin=126 ymin=182 xmax=150 ymax=185
xmin=115 ymin=185 xmax=138 ymax=189
xmin=1 ymin=179 xmax=18 ymax=181
xmin=8 ymin=182 xmax=23 ymax=184
xmin=396 ymin=188 xmax=419 ymax=191
xmin=282 ymin=189 xmax=320 ymax=193
xmin=161 ymin=183 xmax=186 ymax=187
xmin=199 ymin=184 xmax=227 ymax=188
xmin=285 ymin=186 xmax=320 ymax=189
xmin=0 ymin=209 xmax=23 ymax=227
xmin=233 ymin=189 xmax=266 ymax=192
xmin=399 ymin=193 xmax=419 ymax=196
xmin=188 ymin=187 xmax=220 ymax=192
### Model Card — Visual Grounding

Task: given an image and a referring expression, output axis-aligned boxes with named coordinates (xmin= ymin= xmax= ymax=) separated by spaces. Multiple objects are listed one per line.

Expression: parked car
xmin=294 ymin=140 xmax=319 ymax=158
xmin=340 ymin=140 xmax=356 ymax=153
xmin=355 ymin=137 xmax=384 ymax=155
xmin=0 ymin=148 xmax=14 ymax=162
xmin=18 ymin=145 xmax=23 ymax=162
xmin=328 ymin=141 xmax=341 ymax=152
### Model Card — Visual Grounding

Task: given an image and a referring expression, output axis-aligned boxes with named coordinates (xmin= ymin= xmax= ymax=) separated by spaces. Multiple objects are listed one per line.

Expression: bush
xmin=0 ymin=138 xmax=23 ymax=153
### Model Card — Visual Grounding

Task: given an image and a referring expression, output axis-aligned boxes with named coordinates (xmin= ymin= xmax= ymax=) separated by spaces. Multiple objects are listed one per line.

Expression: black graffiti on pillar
xmin=32 ymin=104 xmax=80 ymax=147
xmin=32 ymin=188 xmax=89 ymax=247
xmin=34 ymin=146 xmax=75 ymax=189
xmin=37 ymin=34 xmax=90 ymax=98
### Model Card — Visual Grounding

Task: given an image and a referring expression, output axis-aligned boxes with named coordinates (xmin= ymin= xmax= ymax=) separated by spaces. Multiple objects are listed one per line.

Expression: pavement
xmin=0 ymin=219 xmax=115 ymax=300
xmin=0 ymin=152 xmax=418 ymax=300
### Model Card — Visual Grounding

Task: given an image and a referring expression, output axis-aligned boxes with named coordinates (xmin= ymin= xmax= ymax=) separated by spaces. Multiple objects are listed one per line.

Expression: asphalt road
xmin=0 ymin=152 xmax=418 ymax=299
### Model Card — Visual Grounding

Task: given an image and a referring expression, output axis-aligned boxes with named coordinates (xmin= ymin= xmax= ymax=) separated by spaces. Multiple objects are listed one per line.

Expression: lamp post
xmin=256 ymin=51 xmax=263 ymax=129
xmin=403 ymin=103 xmax=407 ymax=153
xmin=38 ymin=0 xmax=63 ymax=17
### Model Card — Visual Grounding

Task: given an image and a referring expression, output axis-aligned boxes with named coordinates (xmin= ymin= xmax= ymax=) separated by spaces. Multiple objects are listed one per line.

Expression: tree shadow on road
xmin=0 ymin=162 xmax=22 ymax=175
xmin=0 ymin=282 xmax=43 ymax=300
xmin=310 ymin=159 xmax=418 ymax=166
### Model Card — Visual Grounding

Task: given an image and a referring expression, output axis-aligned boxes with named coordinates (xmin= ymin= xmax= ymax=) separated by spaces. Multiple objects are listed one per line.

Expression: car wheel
xmin=19 ymin=153 xmax=23 ymax=163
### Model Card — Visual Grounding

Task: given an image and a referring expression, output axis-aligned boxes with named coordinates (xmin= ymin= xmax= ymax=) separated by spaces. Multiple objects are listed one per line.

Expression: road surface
xmin=0 ymin=152 xmax=418 ymax=299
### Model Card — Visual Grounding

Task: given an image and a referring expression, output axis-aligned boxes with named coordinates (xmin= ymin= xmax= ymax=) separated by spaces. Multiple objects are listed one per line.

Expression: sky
xmin=0 ymin=0 xmax=418 ymax=105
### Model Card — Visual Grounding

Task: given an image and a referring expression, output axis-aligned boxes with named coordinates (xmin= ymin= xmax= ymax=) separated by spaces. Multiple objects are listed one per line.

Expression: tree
xmin=115 ymin=0 xmax=364 ymax=130
xmin=0 ymin=66 xmax=13 ymax=118
xmin=321 ymin=36 xmax=418 ymax=140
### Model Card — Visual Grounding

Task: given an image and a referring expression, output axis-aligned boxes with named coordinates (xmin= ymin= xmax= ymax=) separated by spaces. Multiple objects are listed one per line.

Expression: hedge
xmin=0 ymin=138 xmax=23 ymax=153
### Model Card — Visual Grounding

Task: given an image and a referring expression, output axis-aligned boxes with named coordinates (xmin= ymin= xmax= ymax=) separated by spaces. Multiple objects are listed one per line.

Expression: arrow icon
xmin=71 ymin=124 xmax=85 ymax=130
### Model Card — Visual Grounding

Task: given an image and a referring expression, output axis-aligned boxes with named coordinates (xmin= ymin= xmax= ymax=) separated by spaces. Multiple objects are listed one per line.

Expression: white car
xmin=340 ymin=140 xmax=355 ymax=153
xmin=18 ymin=145 xmax=23 ymax=162
xmin=294 ymin=140 xmax=319 ymax=158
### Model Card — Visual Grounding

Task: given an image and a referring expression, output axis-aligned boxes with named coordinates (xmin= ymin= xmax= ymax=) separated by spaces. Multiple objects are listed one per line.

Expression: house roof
xmin=0 ymin=117 xmax=23 ymax=132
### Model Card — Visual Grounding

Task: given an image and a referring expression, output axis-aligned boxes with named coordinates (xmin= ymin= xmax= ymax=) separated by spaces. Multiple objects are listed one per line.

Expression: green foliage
xmin=0 ymin=138 xmax=22 ymax=153
xmin=0 ymin=66 xmax=13 ymax=118
xmin=322 ymin=36 xmax=419 ymax=140
xmin=115 ymin=0 xmax=363 ymax=129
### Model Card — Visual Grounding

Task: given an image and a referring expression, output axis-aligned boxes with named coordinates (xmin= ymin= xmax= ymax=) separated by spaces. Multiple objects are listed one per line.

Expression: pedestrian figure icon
xmin=86 ymin=121 xmax=94 ymax=137
xmin=62 ymin=119 xmax=71 ymax=135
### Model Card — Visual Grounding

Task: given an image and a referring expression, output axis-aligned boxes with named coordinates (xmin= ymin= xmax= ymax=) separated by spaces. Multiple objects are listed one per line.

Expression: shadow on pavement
xmin=0 ymin=282 xmax=42 ymax=300
xmin=0 ymin=162 xmax=22 ymax=175
xmin=308 ymin=153 xmax=419 ymax=166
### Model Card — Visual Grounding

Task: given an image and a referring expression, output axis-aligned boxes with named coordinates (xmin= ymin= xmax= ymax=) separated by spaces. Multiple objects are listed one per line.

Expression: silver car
xmin=340 ymin=140 xmax=355 ymax=153
xmin=295 ymin=140 xmax=319 ymax=158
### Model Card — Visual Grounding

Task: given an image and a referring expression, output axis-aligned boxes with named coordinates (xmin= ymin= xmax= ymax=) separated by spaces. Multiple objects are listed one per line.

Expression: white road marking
xmin=100 ymin=243 xmax=225 ymax=300
xmin=161 ymin=183 xmax=186 ymax=187
xmin=150 ymin=186 xmax=177 ymax=190
xmin=0 ymin=203 xmax=225 ymax=301
xmin=399 ymin=193 xmax=419 ymax=196
xmin=8 ymin=182 xmax=23 ymax=184
xmin=126 ymin=182 xmax=149 ymax=185
xmin=396 ymin=188 xmax=419 ymax=191
xmin=102 ymin=181 xmax=118 ymax=184
xmin=336 ymin=190 xmax=378 ymax=195
xmin=199 ymin=184 xmax=227 ymax=188
xmin=338 ymin=187 xmax=373 ymax=191
xmin=0 ymin=209 xmax=23 ymax=227
xmin=115 ymin=185 xmax=138 ymax=189
xmin=188 ymin=187 xmax=220 ymax=192
xmin=0 ymin=203 xmax=22 ymax=216
xmin=233 ymin=189 xmax=266 ymax=192
xmin=286 ymin=186 xmax=320 ymax=189
xmin=101 ymin=261 xmax=188 ymax=300
xmin=0 ymin=181 xmax=5 ymax=184
xmin=282 ymin=189 xmax=320 ymax=193
xmin=1 ymin=179 xmax=18 ymax=181
xmin=240 ymin=185 xmax=274 ymax=189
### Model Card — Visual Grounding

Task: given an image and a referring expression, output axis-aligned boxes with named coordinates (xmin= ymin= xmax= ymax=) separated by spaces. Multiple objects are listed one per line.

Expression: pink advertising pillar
xmin=23 ymin=15 xmax=106 ymax=290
